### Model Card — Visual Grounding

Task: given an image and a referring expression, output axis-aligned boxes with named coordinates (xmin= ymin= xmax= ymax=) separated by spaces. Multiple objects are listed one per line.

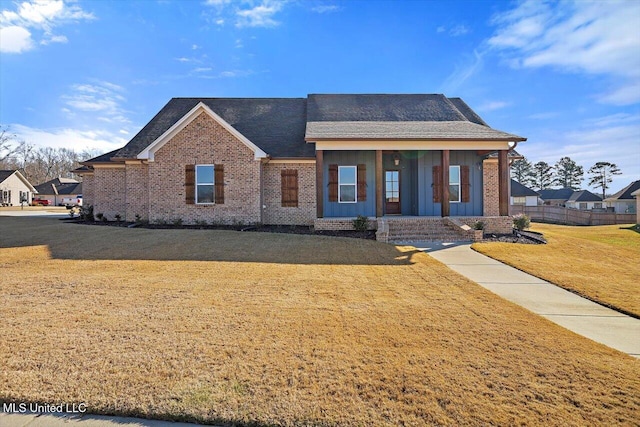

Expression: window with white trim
xmin=196 ymin=165 xmax=215 ymax=204
xmin=512 ymin=196 xmax=526 ymax=205
xmin=338 ymin=166 xmax=357 ymax=203
xmin=449 ymin=165 xmax=460 ymax=203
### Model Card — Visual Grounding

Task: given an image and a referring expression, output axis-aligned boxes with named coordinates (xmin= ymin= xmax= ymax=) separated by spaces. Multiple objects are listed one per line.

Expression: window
xmin=449 ymin=165 xmax=460 ymax=203
xmin=512 ymin=196 xmax=526 ymax=205
xmin=594 ymin=202 xmax=602 ymax=209
xmin=579 ymin=202 xmax=587 ymax=210
xmin=196 ymin=165 xmax=215 ymax=204
xmin=338 ymin=166 xmax=357 ymax=203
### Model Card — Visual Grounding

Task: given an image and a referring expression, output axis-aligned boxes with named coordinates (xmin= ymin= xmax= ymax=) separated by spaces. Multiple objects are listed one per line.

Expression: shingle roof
xmin=0 ymin=170 xmax=16 ymax=183
xmin=567 ymin=190 xmax=602 ymax=202
xmin=511 ymin=179 xmax=539 ymax=197
xmin=305 ymin=121 xmax=525 ymax=141
xmin=605 ymin=180 xmax=640 ymax=201
xmin=538 ymin=188 xmax=575 ymax=201
xmin=85 ymin=94 xmax=525 ymax=162
xmin=307 ymin=94 xmax=468 ymax=122
xmin=114 ymin=98 xmax=312 ymax=159
xmin=305 ymin=94 xmax=525 ymax=141
xmin=34 ymin=178 xmax=82 ymax=195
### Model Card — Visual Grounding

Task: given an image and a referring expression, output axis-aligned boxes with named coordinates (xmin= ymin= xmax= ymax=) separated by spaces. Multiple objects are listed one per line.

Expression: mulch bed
xmin=62 ymin=217 xmax=377 ymax=240
xmin=481 ymin=230 xmax=546 ymax=244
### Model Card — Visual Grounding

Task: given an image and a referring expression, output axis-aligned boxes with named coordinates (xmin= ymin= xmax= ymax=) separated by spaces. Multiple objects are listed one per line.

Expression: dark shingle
xmin=114 ymin=98 xmax=312 ymax=159
xmin=307 ymin=94 xmax=468 ymax=122
xmin=511 ymin=179 xmax=539 ymax=197
xmin=0 ymin=170 xmax=16 ymax=183
xmin=447 ymin=97 xmax=488 ymax=126
xmin=567 ymin=190 xmax=602 ymax=202
xmin=538 ymin=188 xmax=575 ymax=201
xmin=605 ymin=180 xmax=640 ymax=201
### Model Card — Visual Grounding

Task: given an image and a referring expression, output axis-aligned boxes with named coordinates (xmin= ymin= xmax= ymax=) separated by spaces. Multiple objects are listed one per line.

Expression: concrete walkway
xmin=417 ymin=242 xmax=640 ymax=358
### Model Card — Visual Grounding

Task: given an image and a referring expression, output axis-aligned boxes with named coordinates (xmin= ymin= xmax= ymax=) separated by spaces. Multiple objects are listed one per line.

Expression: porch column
xmin=441 ymin=149 xmax=450 ymax=217
xmin=316 ymin=150 xmax=324 ymax=218
xmin=498 ymin=149 xmax=509 ymax=216
xmin=376 ymin=150 xmax=383 ymax=217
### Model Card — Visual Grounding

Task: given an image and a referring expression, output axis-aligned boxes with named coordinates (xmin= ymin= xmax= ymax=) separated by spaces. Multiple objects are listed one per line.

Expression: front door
xmin=385 ymin=170 xmax=400 ymax=214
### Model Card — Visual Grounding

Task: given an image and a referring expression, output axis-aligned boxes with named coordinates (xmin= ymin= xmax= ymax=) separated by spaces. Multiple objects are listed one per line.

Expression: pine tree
xmin=511 ymin=158 xmax=535 ymax=187
xmin=588 ymin=162 xmax=622 ymax=199
xmin=532 ymin=161 xmax=554 ymax=190
xmin=553 ymin=157 xmax=584 ymax=190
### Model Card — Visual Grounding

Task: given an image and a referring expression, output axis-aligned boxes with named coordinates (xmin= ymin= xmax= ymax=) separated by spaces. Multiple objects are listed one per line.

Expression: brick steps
xmin=384 ymin=217 xmax=472 ymax=243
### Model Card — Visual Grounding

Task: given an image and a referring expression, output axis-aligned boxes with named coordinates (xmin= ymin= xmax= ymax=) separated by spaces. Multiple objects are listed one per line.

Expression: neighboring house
xmin=33 ymin=177 xmax=83 ymax=206
xmin=0 ymin=170 xmax=37 ymax=206
xmin=565 ymin=190 xmax=603 ymax=210
xmin=510 ymin=179 xmax=539 ymax=207
xmin=538 ymin=188 xmax=575 ymax=206
xmin=77 ymin=94 xmax=526 ymax=240
xmin=631 ymin=188 xmax=640 ymax=224
xmin=605 ymin=180 xmax=640 ymax=213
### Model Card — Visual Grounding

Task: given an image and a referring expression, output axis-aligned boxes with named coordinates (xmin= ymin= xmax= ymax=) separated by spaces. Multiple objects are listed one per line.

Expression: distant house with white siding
xmin=605 ymin=180 xmax=640 ymax=214
xmin=0 ymin=170 xmax=37 ymax=206
xmin=565 ymin=190 xmax=603 ymax=210
xmin=510 ymin=179 xmax=539 ymax=207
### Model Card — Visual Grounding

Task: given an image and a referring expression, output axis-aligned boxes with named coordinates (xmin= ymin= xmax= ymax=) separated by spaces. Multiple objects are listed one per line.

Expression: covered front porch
xmin=315 ymin=148 xmax=512 ymax=219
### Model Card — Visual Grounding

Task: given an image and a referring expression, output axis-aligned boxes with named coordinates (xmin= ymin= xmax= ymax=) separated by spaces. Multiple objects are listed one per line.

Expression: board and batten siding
xmin=417 ymin=150 xmax=484 ymax=216
xmin=323 ymin=151 xmax=376 ymax=217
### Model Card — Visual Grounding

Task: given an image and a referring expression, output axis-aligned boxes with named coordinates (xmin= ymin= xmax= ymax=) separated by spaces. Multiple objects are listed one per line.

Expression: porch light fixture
xmin=393 ymin=153 xmax=400 ymax=166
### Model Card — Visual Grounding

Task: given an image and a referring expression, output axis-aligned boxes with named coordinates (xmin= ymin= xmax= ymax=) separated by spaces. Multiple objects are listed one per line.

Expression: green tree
xmin=553 ymin=157 xmax=584 ymax=190
xmin=532 ymin=161 xmax=554 ymax=190
xmin=511 ymin=158 xmax=535 ymax=187
xmin=588 ymin=162 xmax=622 ymax=199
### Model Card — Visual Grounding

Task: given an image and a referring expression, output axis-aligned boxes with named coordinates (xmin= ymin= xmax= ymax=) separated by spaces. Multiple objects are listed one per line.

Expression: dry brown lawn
xmin=474 ymin=223 xmax=640 ymax=318
xmin=1 ymin=217 xmax=639 ymax=426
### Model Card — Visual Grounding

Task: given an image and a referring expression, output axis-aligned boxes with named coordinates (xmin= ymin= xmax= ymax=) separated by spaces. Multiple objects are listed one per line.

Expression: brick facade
xmin=263 ymin=162 xmax=316 ymax=225
xmin=81 ymin=174 xmax=94 ymax=209
xmin=125 ymin=162 xmax=149 ymax=221
xmin=483 ymin=160 xmax=500 ymax=216
xmin=148 ymin=113 xmax=261 ymax=225
xmin=93 ymin=167 xmax=126 ymax=220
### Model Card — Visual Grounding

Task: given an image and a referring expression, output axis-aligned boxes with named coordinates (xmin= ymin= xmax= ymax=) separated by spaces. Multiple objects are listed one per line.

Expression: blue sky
xmin=1 ymin=0 xmax=638 ymax=193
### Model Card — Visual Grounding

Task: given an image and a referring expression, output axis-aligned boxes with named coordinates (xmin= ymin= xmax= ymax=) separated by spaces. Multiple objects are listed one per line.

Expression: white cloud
xmin=235 ymin=2 xmax=283 ymax=28
xmin=0 ymin=25 xmax=33 ymax=53
xmin=62 ymin=81 xmax=130 ymax=125
xmin=9 ymin=123 xmax=126 ymax=153
xmin=0 ymin=0 xmax=94 ymax=53
xmin=193 ymin=67 xmax=212 ymax=73
xmin=477 ymin=101 xmax=510 ymax=112
xmin=449 ymin=24 xmax=469 ymax=37
xmin=441 ymin=49 xmax=485 ymax=93
xmin=519 ymin=116 xmax=640 ymax=191
xmin=488 ymin=0 xmax=640 ymax=105
xmin=311 ymin=5 xmax=340 ymax=14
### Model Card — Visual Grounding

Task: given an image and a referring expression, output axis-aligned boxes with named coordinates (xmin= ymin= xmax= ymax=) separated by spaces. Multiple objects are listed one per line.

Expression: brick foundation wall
xmin=82 ymin=174 xmax=95 ymax=208
xmin=483 ymin=161 xmax=500 ymax=216
xmin=458 ymin=216 xmax=513 ymax=234
xmin=263 ymin=162 xmax=316 ymax=225
xmin=314 ymin=217 xmax=378 ymax=231
xmin=93 ymin=167 xmax=126 ymax=220
xmin=125 ymin=162 xmax=149 ymax=221
xmin=148 ymin=113 xmax=261 ymax=225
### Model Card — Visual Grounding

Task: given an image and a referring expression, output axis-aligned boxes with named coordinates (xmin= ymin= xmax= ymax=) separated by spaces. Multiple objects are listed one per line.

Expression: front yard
xmin=0 ymin=217 xmax=638 ymax=426
xmin=474 ymin=223 xmax=640 ymax=317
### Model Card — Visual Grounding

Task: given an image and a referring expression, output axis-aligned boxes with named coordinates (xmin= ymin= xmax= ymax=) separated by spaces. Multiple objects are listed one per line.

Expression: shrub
xmin=195 ymin=219 xmax=208 ymax=227
xmin=135 ymin=214 xmax=142 ymax=223
xmin=80 ymin=205 xmax=94 ymax=222
xmin=114 ymin=214 xmax=122 ymax=222
xmin=473 ymin=221 xmax=485 ymax=230
xmin=172 ymin=218 xmax=183 ymax=226
xmin=352 ymin=215 xmax=369 ymax=232
xmin=513 ymin=213 xmax=531 ymax=231
xmin=96 ymin=213 xmax=104 ymax=221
